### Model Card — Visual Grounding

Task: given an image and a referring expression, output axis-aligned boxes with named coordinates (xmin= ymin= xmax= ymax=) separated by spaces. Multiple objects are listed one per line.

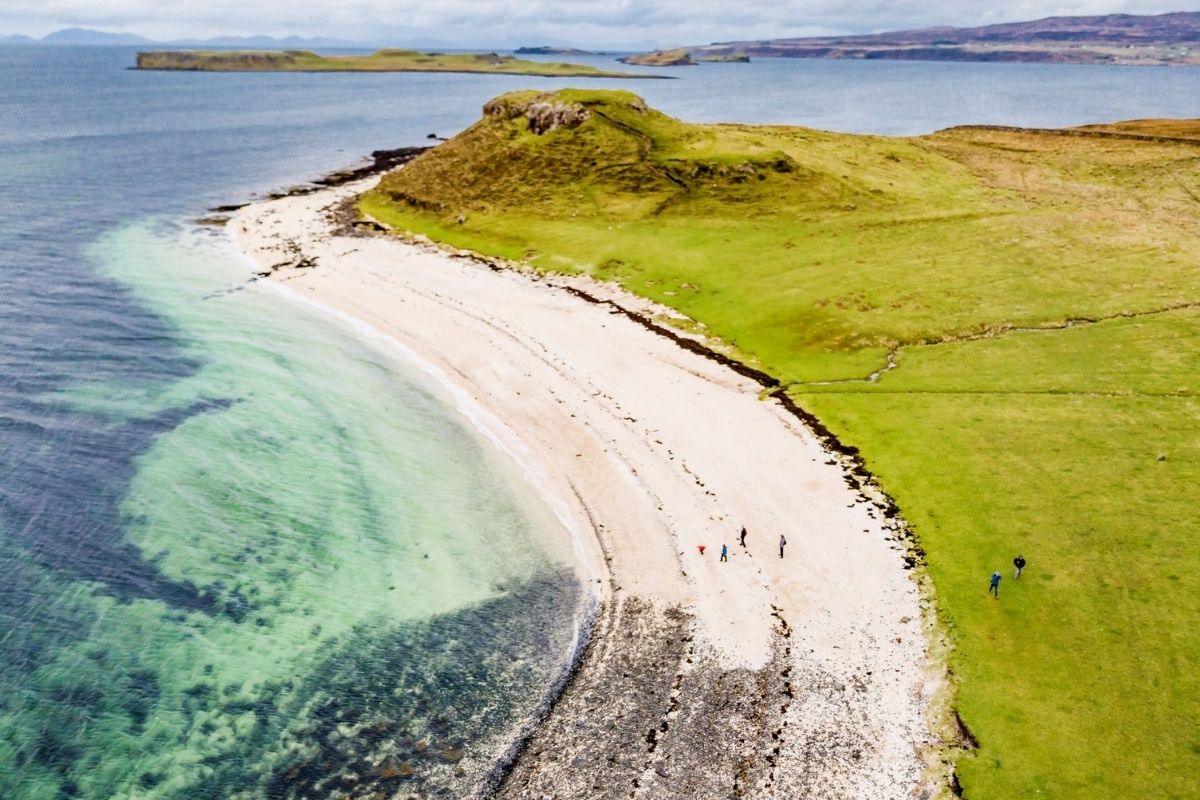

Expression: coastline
xmin=233 ymin=178 xmax=948 ymax=797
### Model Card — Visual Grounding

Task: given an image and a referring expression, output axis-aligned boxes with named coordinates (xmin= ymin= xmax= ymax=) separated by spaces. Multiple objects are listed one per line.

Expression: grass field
xmin=133 ymin=49 xmax=661 ymax=79
xmin=359 ymin=90 xmax=1200 ymax=798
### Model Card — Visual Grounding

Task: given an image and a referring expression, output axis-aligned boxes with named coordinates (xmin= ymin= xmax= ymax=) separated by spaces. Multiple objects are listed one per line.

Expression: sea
xmin=1 ymin=44 xmax=1196 ymax=799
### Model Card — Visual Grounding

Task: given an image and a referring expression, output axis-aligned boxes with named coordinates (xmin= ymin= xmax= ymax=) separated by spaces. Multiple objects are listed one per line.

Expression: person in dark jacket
xmin=1013 ymin=554 xmax=1027 ymax=579
xmin=778 ymin=534 xmax=787 ymax=559
xmin=739 ymin=526 xmax=747 ymax=548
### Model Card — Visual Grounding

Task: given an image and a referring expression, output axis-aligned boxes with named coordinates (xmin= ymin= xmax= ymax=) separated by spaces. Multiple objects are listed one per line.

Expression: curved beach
xmin=234 ymin=178 xmax=942 ymax=798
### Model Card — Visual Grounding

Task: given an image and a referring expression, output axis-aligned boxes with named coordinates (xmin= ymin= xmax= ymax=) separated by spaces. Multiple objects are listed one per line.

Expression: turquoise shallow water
xmin=1 ymin=45 xmax=609 ymax=799
xmin=2 ymin=220 xmax=583 ymax=798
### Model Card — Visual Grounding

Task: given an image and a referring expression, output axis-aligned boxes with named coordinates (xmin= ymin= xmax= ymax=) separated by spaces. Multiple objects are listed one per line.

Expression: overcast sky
xmin=1 ymin=0 xmax=1194 ymax=47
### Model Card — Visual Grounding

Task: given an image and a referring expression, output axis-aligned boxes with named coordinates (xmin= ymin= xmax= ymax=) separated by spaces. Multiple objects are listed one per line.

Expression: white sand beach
xmin=234 ymin=179 xmax=944 ymax=799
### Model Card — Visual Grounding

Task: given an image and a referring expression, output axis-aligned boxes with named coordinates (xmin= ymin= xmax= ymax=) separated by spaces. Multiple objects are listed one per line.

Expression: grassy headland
xmin=134 ymin=49 xmax=664 ymax=79
xmin=618 ymin=48 xmax=696 ymax=66
xmin=697 ymin=52 xmax=750 ymax=63
xmin=359 ymin=90 xmax=1200 ymax=798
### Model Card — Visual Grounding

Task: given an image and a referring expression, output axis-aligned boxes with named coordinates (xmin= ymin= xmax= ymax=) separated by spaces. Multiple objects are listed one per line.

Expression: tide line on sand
xmin=233 ymin=178 xmax=948 ymax=799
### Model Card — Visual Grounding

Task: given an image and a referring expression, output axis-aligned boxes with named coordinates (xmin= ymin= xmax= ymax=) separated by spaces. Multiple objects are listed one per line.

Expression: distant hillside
xmin=660 ymin=11 xmax=1200 ymax=66
xmin=41 ymin=28 xmax=152 ymax=45
xmin=515 ymin=46 xmax=595 ymax=55
xmin=0 ymin=27 xmax=358 ymax=48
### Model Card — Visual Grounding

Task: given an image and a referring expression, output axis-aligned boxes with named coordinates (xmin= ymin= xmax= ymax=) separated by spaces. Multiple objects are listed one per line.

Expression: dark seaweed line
xmin=555 ymin=284 xmax=927 ymax=561
xmin=346 ymin=213 xmax=929 ymax=580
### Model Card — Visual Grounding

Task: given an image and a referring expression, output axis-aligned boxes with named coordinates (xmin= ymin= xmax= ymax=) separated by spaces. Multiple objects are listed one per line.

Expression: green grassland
xmin=134 ymin=49 xmax=662 ymax=79
xmin=359 ymin=89 xmax=1200 ymax=798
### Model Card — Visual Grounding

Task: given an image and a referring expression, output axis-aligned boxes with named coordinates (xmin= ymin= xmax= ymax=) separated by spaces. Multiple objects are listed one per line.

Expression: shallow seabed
xmin=1 ymin=222 xmax=583 ymax=799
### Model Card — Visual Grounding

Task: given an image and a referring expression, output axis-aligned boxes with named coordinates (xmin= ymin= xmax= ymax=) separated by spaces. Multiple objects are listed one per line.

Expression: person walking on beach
xmin=720 ymin=544 xmax=728 ymax=562
xmin=778 ymin=534 xmax=787 ymax=559
xmin=739 ymin=526 xmax=747 ymax=548
xmin=1013 ymin=554 xmax=1027 ymax=579
xmin=989 ymin=571 xmax=1002 ymax=598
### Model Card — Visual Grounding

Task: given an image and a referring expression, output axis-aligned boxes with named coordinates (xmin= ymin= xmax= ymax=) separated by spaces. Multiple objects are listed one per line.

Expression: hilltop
xmin=361 ymin=89 xmax=1200 ymax=800
xmin=633 ymin=11 xmax=1200 ymax=65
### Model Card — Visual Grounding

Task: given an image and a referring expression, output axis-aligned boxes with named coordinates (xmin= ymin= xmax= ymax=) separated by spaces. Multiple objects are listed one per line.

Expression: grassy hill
xmin=359 ymin=89 xmax=1200 ymax=799
xmin=133 ymin=49 xmax=663 ymax=79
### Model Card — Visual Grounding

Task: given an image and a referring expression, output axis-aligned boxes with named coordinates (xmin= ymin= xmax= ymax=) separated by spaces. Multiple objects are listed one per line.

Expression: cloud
xmin=1 ymin=0 xmax=1194 ymax=46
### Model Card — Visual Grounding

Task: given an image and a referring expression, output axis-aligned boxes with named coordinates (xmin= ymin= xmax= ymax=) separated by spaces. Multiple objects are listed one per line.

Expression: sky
xmin=1 ymin=0 xmax=1195 ymax=47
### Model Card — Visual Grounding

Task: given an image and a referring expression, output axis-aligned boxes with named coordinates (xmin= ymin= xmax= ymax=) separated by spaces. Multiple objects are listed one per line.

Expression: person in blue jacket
xmin=989 ymin=571 xmax=1002 ymax=598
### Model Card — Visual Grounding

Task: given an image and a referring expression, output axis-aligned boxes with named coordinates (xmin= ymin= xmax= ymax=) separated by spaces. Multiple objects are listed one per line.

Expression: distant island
xmin=133 ymin=49 xmax=668 ymax=78
xmin=514 ymin=46 xmax=594 ymax=55
xmin=619 ymin=48 xmax=751 ymax=66
xmin=698 ymin=52 xmax=750 ymax=63
xmin=619 ymin=48 xmax=695 ymax=66
xmin=628 ymin=11 xmax=1200 ymax=66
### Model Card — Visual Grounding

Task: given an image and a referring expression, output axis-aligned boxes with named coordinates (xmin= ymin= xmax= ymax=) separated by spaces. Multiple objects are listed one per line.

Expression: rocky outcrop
xmin=483 ymin=94 xmax=593 ymax=134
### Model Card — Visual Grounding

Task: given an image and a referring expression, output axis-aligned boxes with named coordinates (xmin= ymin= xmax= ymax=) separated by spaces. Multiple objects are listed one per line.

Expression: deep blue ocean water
xmin=0 ymin=44 xmax=1197 ymax=799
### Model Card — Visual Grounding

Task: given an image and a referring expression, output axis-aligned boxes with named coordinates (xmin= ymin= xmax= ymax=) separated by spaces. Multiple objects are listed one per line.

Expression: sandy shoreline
xmin=234 ymin=178 xmax=946 ymax=798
